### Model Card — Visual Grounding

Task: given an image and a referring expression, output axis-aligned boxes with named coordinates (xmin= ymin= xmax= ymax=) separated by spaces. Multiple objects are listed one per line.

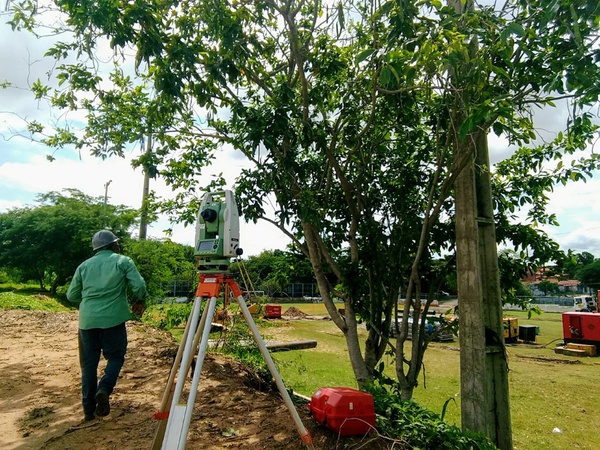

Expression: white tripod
xmin=151 ymin=272 xmax=314 ymax=450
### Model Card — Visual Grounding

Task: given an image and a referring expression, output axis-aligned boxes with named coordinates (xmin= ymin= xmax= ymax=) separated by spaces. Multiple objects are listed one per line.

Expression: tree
xmin=7 ymin=2 xmax=600 ymax=446
xmin=497 ymin=250 xmax=534 ymax=306
xmin=578 ymin=252 xmax=597 ymax=267
xmin=576 ymin=260 xmax=600 ymax=291
xmin=0 ymin=189 xmax=138 ymax=293
xmin=536 ymin=280 xmax=560 ymax=296
xmin=124 ymin=239 xmax=196 ymax=299
xmin=559 ymin=250 xmax=583 ymax=279
xmin=231 ymin=249 xmax=316 ymax=296
xmin=8 ymin=0 xmax=436 ymax=393
xmin=555 ymin=250 xmax=599 ymax=280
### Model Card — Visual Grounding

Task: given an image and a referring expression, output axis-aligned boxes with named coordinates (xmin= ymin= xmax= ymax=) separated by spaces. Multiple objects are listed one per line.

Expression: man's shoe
xmin=95 ymin=391 xmax=110 ymax=417
xmin=84 ymin=412 xmax=95 ymax=422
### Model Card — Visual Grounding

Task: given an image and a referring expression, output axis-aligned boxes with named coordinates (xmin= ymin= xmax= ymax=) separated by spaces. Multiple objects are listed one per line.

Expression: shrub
xmin=215 ymin=316 xmax=272 ymax=387
xmin=366 ymin=374 xmax=498 ymax=450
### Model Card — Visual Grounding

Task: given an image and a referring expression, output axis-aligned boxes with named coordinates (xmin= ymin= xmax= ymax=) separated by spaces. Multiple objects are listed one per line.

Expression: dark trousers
xmin=78 ymin=322 xmax=127 ymax=415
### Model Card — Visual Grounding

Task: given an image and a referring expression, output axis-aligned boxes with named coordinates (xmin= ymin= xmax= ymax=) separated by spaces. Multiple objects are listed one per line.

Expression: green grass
xmin=5 ymin=293 xmax=598 ymax=450
xmin=0 ymin=287 xmax=72 ymax=312
xmin=267 ymin=320 xmax=359 ymax=393
xmin=261 ymin=305 xmax=600 ymax=450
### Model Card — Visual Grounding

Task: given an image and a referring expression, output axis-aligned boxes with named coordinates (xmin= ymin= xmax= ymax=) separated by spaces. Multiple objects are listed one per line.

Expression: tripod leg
xmin=178 ymin=296 xmax=218 ymax=447
xmin=152 ymin=302 xmax=208 ymax=450
xmin=234 ymin=295 xmax=313 ymax=448
xmin=162 ymin=296 xmax=205 ymax=449
xmin=151 ymin=299 xmax=197 ymax=450
xmin=162 ymin=296 xmax=218 ymax=450
xmin=186 ymin=294 xmax=212 ymax=377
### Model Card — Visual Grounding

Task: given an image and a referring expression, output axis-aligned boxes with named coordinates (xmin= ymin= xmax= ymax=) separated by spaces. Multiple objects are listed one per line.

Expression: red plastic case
xmin=264 ymin=305 xmax=282 ymax=318
xmin=309 ymin=387 xmax=375 ymax=436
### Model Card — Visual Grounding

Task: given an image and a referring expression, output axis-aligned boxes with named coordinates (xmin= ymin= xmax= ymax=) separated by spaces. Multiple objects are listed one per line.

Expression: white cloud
xmin=540 ymin=176 xmax=600 ymax=255
xmin=561 ymin=233 xmax=600 ymax=256
xmin=488 ymin=133 xmax=516 ymax=165
xmin=0 ymin=153 xmax=140 ymax=201
xmin=546 ymin=177 xmax=600 ymax=216
xmin=0 ymin=198 xmax=22 ymax=211
xmin=0 ymin=18 xmax=62 ymax=120
xmin=0 ymin=140 xmax=291 ymax=255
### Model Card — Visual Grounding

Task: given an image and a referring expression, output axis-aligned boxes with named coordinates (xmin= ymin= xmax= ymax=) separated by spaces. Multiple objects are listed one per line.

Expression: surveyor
xmin=67 ymin=230 xmax=147 ymax=422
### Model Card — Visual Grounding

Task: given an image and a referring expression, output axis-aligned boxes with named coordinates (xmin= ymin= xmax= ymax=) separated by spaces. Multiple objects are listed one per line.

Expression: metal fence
xmin=283 ymin=282 xmax=319 ymax=299
xmin=162 ymin=280 xmax=195 ymax=298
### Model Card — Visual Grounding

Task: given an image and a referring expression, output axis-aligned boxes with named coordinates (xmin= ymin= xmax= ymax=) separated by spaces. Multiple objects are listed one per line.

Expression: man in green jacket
xmin=67 ymin=230 xmax=147 ymax=421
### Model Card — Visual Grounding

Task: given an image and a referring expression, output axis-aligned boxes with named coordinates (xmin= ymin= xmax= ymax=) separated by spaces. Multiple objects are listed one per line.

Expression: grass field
xmin=3 ymin=289 xmax=598 ymax=450
xmin=0 ymin=289 xmax=72 ymax=312
xmin=262 ymin=303 xmax=600 ymax=450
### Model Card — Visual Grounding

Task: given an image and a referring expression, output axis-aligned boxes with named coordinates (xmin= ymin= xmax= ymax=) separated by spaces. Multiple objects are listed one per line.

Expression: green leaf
xmin=458 ymin=116 xmax=476 ymax=141
xmin=491 ymin=64 xmax=510 ymax=80
xmin=405 ymin=66 xmax=416 ymax=84
xmin=356 ymin=48 xmax=376 ymax=63
xmin=380 ymin=66 xmax=392 ymax=86
xmin=492 ymin=122 xmax=504 ymax=137
xmin=500 ymin=22 xmax=524 ymax=43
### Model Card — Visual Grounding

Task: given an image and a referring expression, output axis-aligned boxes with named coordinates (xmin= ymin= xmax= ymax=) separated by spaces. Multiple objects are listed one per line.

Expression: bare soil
xmin=0 ymin=310 xmax=390 ymax=450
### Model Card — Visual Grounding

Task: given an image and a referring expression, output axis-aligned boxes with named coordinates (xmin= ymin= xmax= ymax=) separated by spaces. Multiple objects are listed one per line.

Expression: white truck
xmin=573 ymin=295 xmax=598 ymax=312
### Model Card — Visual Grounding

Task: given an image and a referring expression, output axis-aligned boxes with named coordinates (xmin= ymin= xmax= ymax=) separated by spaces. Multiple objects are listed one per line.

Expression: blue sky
xmin=1 ymin=11 xmax=600 ymax=258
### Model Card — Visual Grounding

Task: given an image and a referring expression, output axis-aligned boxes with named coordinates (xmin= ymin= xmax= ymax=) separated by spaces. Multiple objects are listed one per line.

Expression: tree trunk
xmin=400 ymin=385 xmax=415 ymax=401
xmin=447 ymin=0 xmax=513 ymax=446
xmin=344 ymin=299 xmax=372 ymax=388
xmin=301 ymin=222 xmax=371 ymax=388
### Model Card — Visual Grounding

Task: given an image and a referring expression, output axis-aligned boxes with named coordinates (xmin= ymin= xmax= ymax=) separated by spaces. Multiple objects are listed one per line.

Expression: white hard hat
xmin=92 ymin=230 xmax=119 ymax=251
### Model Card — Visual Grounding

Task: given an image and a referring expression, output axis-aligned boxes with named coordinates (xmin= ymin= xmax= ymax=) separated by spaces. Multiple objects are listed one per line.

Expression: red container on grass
xmin=309 ymin=387 xmax=375 ymax=436
xmin=264 ymin=304 xmax=281 ymax=318
xmin=562 ymin=311 xmax=600 ymax=343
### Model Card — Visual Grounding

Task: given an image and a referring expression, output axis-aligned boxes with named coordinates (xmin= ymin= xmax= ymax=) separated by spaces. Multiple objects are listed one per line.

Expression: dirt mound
xmin=282 ymin=306 xmax=309 ymax=318
xmin=0 ymin=309 xmax=391 ymax=449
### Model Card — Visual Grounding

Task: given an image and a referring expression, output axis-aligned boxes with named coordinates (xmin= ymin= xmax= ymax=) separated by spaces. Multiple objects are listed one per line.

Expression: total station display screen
xmin=197 ymin=240 xmax=216 ymax=252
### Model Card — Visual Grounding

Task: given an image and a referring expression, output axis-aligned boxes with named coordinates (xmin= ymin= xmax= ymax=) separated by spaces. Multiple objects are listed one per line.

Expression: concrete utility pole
xmin=103 ymin=180 xmax=112 ymax=211
xmin=139 ymin=133 xmax=152 ymax=240
xmin=103 ymin=180 xmax=112 ymax=227
xmin=449 ymin=0 xmax=513 ymax=448
xmin=455 ymin=132 xmax=512 ymax=450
